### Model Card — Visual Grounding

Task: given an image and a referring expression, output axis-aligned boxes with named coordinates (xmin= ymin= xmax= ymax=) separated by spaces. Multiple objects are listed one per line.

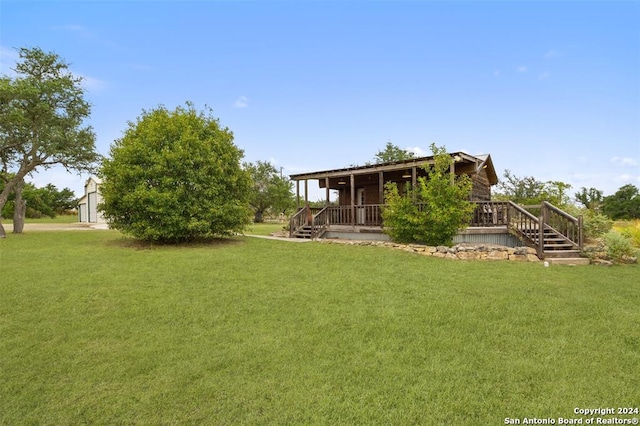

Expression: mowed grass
xmin=18 ymin=214 xmax=79 ymax=224
xmin=0 ymin=231 xmax=638 ymax=425
xmin=245 ymin=222 xmax=286 ymax=236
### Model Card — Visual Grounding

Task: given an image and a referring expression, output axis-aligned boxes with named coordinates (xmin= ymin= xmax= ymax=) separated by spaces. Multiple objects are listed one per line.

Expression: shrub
xmin=603 ymin=231 xmax=637 ymax=263
xmin=381 ymin=183 xmax=421 ymax=243
xmin=583 ymin=210 xmax=613 ymax=240
xmin=99 ymin=103 xmax=251 ymax=243
xmin=616 ymin=220 xmax=640 ymax=248
xmin=382 ymin=144 xmax=475 ymax=246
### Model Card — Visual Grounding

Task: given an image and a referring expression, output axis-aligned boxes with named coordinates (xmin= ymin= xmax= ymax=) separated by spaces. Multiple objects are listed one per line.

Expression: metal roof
xmin=290 ymin=151 xmax=498 ymax=185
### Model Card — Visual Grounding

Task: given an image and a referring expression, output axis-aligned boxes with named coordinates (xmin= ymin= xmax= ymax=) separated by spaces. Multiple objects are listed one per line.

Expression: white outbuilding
xmin=77 ymin=177 xmax=105 ymax=223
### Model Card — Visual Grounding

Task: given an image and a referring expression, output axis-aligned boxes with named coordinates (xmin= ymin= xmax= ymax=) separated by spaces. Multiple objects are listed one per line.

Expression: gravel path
xmin=2 ymin=222 xmax=110 ymax=232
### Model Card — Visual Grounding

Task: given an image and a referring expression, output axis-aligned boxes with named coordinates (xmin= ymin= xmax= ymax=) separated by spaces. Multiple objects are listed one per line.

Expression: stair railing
xmin=507 ymin=201 xmax=543 ymax=258
xmin=289 ymin=206 xmax=309 ymax=238
xmin=312 ymin=206 xmax=330 ymax=239
xmin=541 ymin=201 xmax=583 ymax=251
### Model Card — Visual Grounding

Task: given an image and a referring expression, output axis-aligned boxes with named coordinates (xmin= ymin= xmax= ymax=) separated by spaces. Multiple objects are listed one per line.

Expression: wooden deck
xmin=290 ymin=201 xmax=584 ymax=260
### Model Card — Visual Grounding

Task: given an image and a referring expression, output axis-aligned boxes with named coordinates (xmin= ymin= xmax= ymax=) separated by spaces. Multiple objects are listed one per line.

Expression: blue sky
xmin=1 ymin=1 xmax=639 ymax=201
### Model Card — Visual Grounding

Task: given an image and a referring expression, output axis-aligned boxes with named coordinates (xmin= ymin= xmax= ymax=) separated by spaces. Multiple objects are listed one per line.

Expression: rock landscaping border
xmin=317 ymin=238 xmax=540 ymax=262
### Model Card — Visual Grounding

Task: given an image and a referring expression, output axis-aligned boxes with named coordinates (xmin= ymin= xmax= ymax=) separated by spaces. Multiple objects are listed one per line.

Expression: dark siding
xmin=470 ymin=170 xmax=492 ymax=201
xmin=337 ymin=172 xmax=492 ymax=204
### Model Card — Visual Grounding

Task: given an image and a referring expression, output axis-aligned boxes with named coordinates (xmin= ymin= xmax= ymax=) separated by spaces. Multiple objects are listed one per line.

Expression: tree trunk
xmin=12 ymin=179 xmax=26 ymax=234
xmin=254 ymin=210 xmax=264 ymax=223
xmin=0 ymin=169 xmax=31 ymax=238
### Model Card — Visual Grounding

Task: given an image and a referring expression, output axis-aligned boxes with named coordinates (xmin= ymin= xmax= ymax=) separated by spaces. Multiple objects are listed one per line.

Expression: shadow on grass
xmin=106 ymin=235 xmax=246 ymax=250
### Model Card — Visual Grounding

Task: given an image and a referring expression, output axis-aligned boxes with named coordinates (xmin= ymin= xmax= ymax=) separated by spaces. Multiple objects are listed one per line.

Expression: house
xmin=291 ymin=151 xmax=497 ymax=208
xmin=289 ymin=152 xmax=584 ymax=261
xmin=77 ymin=177 xmax=105 ymax=224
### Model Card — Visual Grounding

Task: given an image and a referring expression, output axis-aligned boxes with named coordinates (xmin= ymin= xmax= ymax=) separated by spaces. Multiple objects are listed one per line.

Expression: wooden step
xmin=292 ymin=225 xmax=324 ymax=239
xmin=543 ymin=250 xmax=582 ymax=258
xmin=544 ymin=243 xmax=577 ymax=250
xmin=546 ymin=257 xmax=590 ymax=266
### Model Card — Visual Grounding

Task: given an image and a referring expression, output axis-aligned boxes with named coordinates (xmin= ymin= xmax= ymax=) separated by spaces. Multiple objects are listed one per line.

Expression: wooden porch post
xmin=304 ymin=179 xmax=309 ymax=204
xmin=296 ymin=180 xmax=300 ymax=209
xmin=450 ymin=161 xmax=455 ymax=185
xmin=378 ymin=172 xmax=384 ymax=204
xmin=325 ymin=177 xmax=330 ymax=206
xmin=411 ymin=167 xmax=417 ymax=202
xmin=350 ymin=174 xmax=355 ymax=226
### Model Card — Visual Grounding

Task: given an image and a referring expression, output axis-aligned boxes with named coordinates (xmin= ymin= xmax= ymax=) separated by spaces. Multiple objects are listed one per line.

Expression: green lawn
xmin=1 ymin=231 xmax=638 ymax=424
xmin=245 ymin=221 xmax=286 ymax=236
xmin=3 ymin=214 xmax=79 ymax=224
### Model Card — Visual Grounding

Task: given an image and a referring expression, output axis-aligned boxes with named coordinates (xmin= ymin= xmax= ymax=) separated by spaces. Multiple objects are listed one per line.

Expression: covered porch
xmin=288 ymin=153 xmax=584 ymax=260
xmin=289 ymin=151 xmax=498 ymax=228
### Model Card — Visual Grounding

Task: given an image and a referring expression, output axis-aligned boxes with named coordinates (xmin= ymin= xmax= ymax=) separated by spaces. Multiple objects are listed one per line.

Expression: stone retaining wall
xmin=318 ymin=238 xmax=540 ymax=262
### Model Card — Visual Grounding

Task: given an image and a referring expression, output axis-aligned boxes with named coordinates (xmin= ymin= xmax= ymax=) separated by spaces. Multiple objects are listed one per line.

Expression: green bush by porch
xmin=382 ymin=144 xmax=475 ymax=246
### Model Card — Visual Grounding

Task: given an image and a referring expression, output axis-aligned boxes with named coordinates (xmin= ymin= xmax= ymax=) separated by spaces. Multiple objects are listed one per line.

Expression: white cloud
xmin=52 ymin=24 xmax=93 ymax=38
xmin=614 ymin=173 xmax=640 ymax=184
xmin=516 ymin=65 xmax=528 ymax=73
xmin=544 ymin=49 xmax=561 ymax=59
xmin=234 ymin=96 xmax=249 ymax=108
xmin=407 ymin=146 xmax=426 ymax=157
xmin=79 ymin=74 xmax=107 ymax=92
xmin=52 ymin=24 xmax=118 ymax=48
xmin=538 ymin=72 xmax=550 ymax=80
xmin=611 ymin=156 xmax=638 ymax=167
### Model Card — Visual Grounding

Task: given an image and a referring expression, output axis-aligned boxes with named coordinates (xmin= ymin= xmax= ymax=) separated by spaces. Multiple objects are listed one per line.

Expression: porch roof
xmin=290 ymin=152 xmax=498 ymax=185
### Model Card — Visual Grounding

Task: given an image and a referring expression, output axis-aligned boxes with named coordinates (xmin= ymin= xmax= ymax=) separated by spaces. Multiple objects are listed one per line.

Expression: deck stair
xmin=289 ymin=206 xmax=329 ymax=239
xmin=292 ymin=225 xmax=326 ymax=239
xmin=520 ymin=226 xmax=582 ymax=259
xmin=288 ymin=201 xmax=587 ymax=263
xmin=509 ymin=201 xmax=587 ymax=264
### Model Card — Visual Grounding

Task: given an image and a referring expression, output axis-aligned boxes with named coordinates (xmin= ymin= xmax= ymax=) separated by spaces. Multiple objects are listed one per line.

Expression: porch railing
xmin=290 ymin=201 xmax=582 ymax=256
xmin=305 ymin=202 xmax=513 ymax=228
xmin=470 ymin=201 xmax=509 ymax=226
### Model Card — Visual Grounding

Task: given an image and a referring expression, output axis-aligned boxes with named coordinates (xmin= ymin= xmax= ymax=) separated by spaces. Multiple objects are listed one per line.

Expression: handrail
xmin=289 ymin=206 xmax=309 ymax=238
xmin=506 ymin=201 xmax=543 ymax=258
xmin=311 ymin=206 xmax=330 ymax=239
xmin=542 ymin=201 xmax=583 ymax=250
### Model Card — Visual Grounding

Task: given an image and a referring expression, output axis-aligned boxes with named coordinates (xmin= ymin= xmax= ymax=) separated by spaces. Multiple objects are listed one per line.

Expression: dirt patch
xmin=1 ymin=222 xmax=106 ymax=232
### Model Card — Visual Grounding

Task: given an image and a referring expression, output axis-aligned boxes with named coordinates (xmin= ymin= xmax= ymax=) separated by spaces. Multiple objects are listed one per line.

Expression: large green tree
xmin=0 ymin=47 xmax=97 ymax=236
xmin=382 ymin=144 xmax=474 ymax=246
xmin=0 ymin=178 xmax=75 ymax=218
xmin=99 ymin=103 xmax=251 ymax=242
xmin=373 ymin=142 xmax=415 ymax=164
xmin=574 ymin=187 xmax=604 ymax=211
xmin=494 ymin=170 xmax=572 ymax=207
xmin=602 ymin=184 xmax=640 ymax=220
xmin=245 ymin=161 xmax=295 ymax=223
